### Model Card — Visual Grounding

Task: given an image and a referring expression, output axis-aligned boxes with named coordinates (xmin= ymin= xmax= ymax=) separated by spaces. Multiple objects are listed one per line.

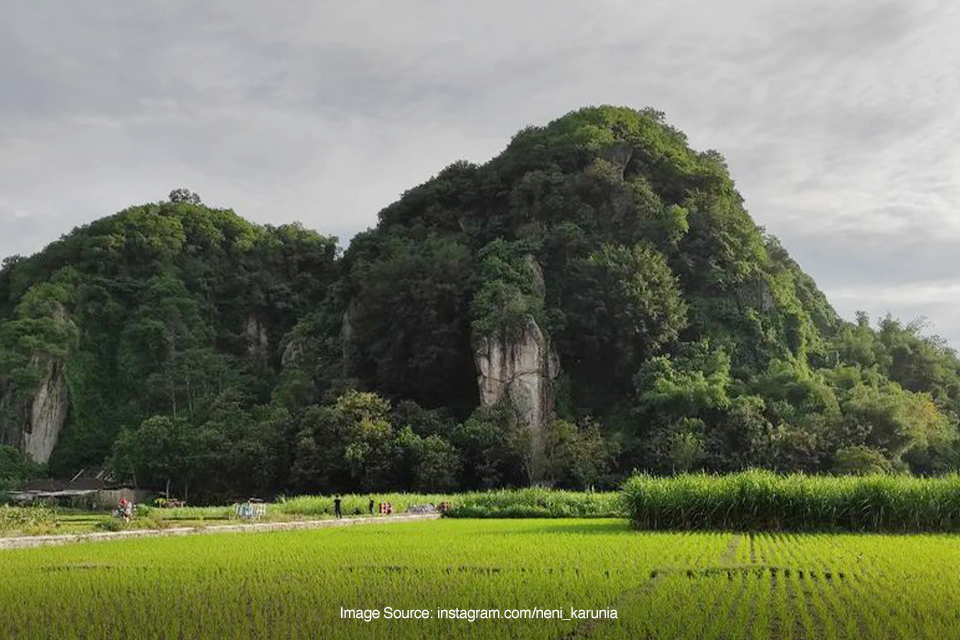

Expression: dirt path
xmin=0 ymin=513 xmax=441 ymax=551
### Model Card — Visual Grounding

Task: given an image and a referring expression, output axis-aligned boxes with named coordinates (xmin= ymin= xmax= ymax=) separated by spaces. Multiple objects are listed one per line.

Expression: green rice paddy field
xmin=2 ymin=518 xmax=959 ymax=639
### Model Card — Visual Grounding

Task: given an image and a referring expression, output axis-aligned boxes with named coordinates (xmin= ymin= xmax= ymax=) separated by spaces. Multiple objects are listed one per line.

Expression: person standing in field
xmin=369 ymin=497 xmax=375 ymax=515
xmin=334 ymin=495 xmax=342 ymax=519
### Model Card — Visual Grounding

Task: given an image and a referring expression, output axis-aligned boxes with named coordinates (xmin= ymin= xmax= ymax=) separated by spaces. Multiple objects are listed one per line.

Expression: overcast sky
xmin=1 ymin=0 xmax=958 ymax=346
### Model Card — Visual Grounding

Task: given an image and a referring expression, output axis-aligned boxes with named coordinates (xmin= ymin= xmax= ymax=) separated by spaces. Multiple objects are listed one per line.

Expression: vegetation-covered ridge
xmin=2 ymin=106 xmax=959 ymax=501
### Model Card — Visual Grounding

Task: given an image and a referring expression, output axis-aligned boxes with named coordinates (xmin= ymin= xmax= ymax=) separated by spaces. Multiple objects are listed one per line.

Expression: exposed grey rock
xmin=525 ymin=254 xmax=546 ymax=298
xmin=0 ymin=301 xmax=74 ymax=464
xmin=758 ymin=279 xmax=776 ymax=312
xmin=281 ymin=336 xmax=306 ymax=369
xmin=601 ymin=141 xmax=634 ymax=177
xmin=341 ymin=304 xmax=355 ymax=346
xmin=474 ymin=315 xmax=560 ymax=484
xmin=740 ymin=277 xmax=776 ymax=313
xmin=21 ymin=357 xmax=69 ymax=464
xmin=244 ymin=315 xmax=269 ymax=358
xmin=341 ymin=301 xmax=359 ymax=372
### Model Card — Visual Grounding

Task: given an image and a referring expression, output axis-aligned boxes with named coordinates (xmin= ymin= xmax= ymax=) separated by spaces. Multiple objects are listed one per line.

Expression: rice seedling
xmin=3 ymin=518 xmax=960 ymax=639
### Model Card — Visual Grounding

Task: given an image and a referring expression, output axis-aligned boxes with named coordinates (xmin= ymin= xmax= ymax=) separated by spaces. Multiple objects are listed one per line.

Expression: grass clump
xmin=623 ymin=469 xmax=960 ymax=532
xmin=0 ymin=505 xmax=59 ymax=535
xmin=275 ymin=493 xmax=455 ymax=517
xmin=444 ymin=488 xmax=621 ymax=518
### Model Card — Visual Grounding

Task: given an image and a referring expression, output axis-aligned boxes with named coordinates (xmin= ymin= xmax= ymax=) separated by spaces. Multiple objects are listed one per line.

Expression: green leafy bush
xmin=95 ymin=518 xmax=125 ymax=532
xmin=0 ymin=445 xmax=43 ymax=494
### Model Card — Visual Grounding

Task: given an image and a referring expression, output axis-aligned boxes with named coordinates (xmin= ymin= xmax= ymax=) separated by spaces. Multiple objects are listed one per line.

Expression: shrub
xmin=833 ymin=445 xmax=892 ymax=475
xmin=0 ymin=445 xmax=43 ymax=494
xmin=0 ymin=505 xmax=59 ymax=533
xmin=444 ymin=488 xmax=621 ymax=518
xmin=95 ymin=519 xmax=126 ymax=532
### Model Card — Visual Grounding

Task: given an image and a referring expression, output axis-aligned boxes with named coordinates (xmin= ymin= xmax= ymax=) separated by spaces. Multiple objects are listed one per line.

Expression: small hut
xmin=10 ymin=469 xmax=147 ymax=510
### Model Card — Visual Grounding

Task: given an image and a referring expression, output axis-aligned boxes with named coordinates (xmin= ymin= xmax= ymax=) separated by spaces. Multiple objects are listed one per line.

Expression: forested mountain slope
xmin=2 ymin=107 xmax=958 ymax=500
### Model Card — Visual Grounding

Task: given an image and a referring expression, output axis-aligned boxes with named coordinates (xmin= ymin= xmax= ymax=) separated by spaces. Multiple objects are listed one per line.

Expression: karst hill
xmin=2 ymin=106 xmax=957 ymax=496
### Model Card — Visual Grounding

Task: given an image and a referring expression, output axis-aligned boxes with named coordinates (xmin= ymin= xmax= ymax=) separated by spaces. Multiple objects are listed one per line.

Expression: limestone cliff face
xmin=474 ymin=317 xmax=560 ymax=484
xmin=244 ymin=315 xmax=270 ymax=358
xmin=601 ymin=140 xmax=634 ymax=177
xmin=0 ymin=300 xmax=74 ymax=464
xmin=340 ymin=301 xmax=359 ymax=376
xmin=22 ymin=358 xmax=69 ymax=463
xmin=0 ymin=356 xmax=70 ymax=464
xmin=281 ymin=337 xmax=305 ymax=369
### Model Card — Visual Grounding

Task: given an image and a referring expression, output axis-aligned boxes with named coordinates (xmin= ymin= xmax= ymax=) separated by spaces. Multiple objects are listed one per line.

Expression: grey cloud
xmin=0 ymin=0 xmax=957 ymax=346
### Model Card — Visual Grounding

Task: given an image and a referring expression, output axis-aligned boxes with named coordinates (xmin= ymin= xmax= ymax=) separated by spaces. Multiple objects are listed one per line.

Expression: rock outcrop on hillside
xmin=0 ymin=356 xmax=70 ymax=465
xmin=474 ymin=316 xmax=560 ymax=483
xmin=22 ymin=358 xmax=69 ymax=463
xmin=244 ymin=315 xmax=270 ymax=359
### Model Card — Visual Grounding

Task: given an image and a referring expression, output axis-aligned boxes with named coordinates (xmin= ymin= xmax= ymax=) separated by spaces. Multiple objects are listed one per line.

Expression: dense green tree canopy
xmin=2 ymin=107 xmax=959 ymax=501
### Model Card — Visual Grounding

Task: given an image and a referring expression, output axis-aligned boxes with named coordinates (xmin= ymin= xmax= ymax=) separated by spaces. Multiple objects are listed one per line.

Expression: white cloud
xmin=0 ymin=0 xmax=957 ymax=344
